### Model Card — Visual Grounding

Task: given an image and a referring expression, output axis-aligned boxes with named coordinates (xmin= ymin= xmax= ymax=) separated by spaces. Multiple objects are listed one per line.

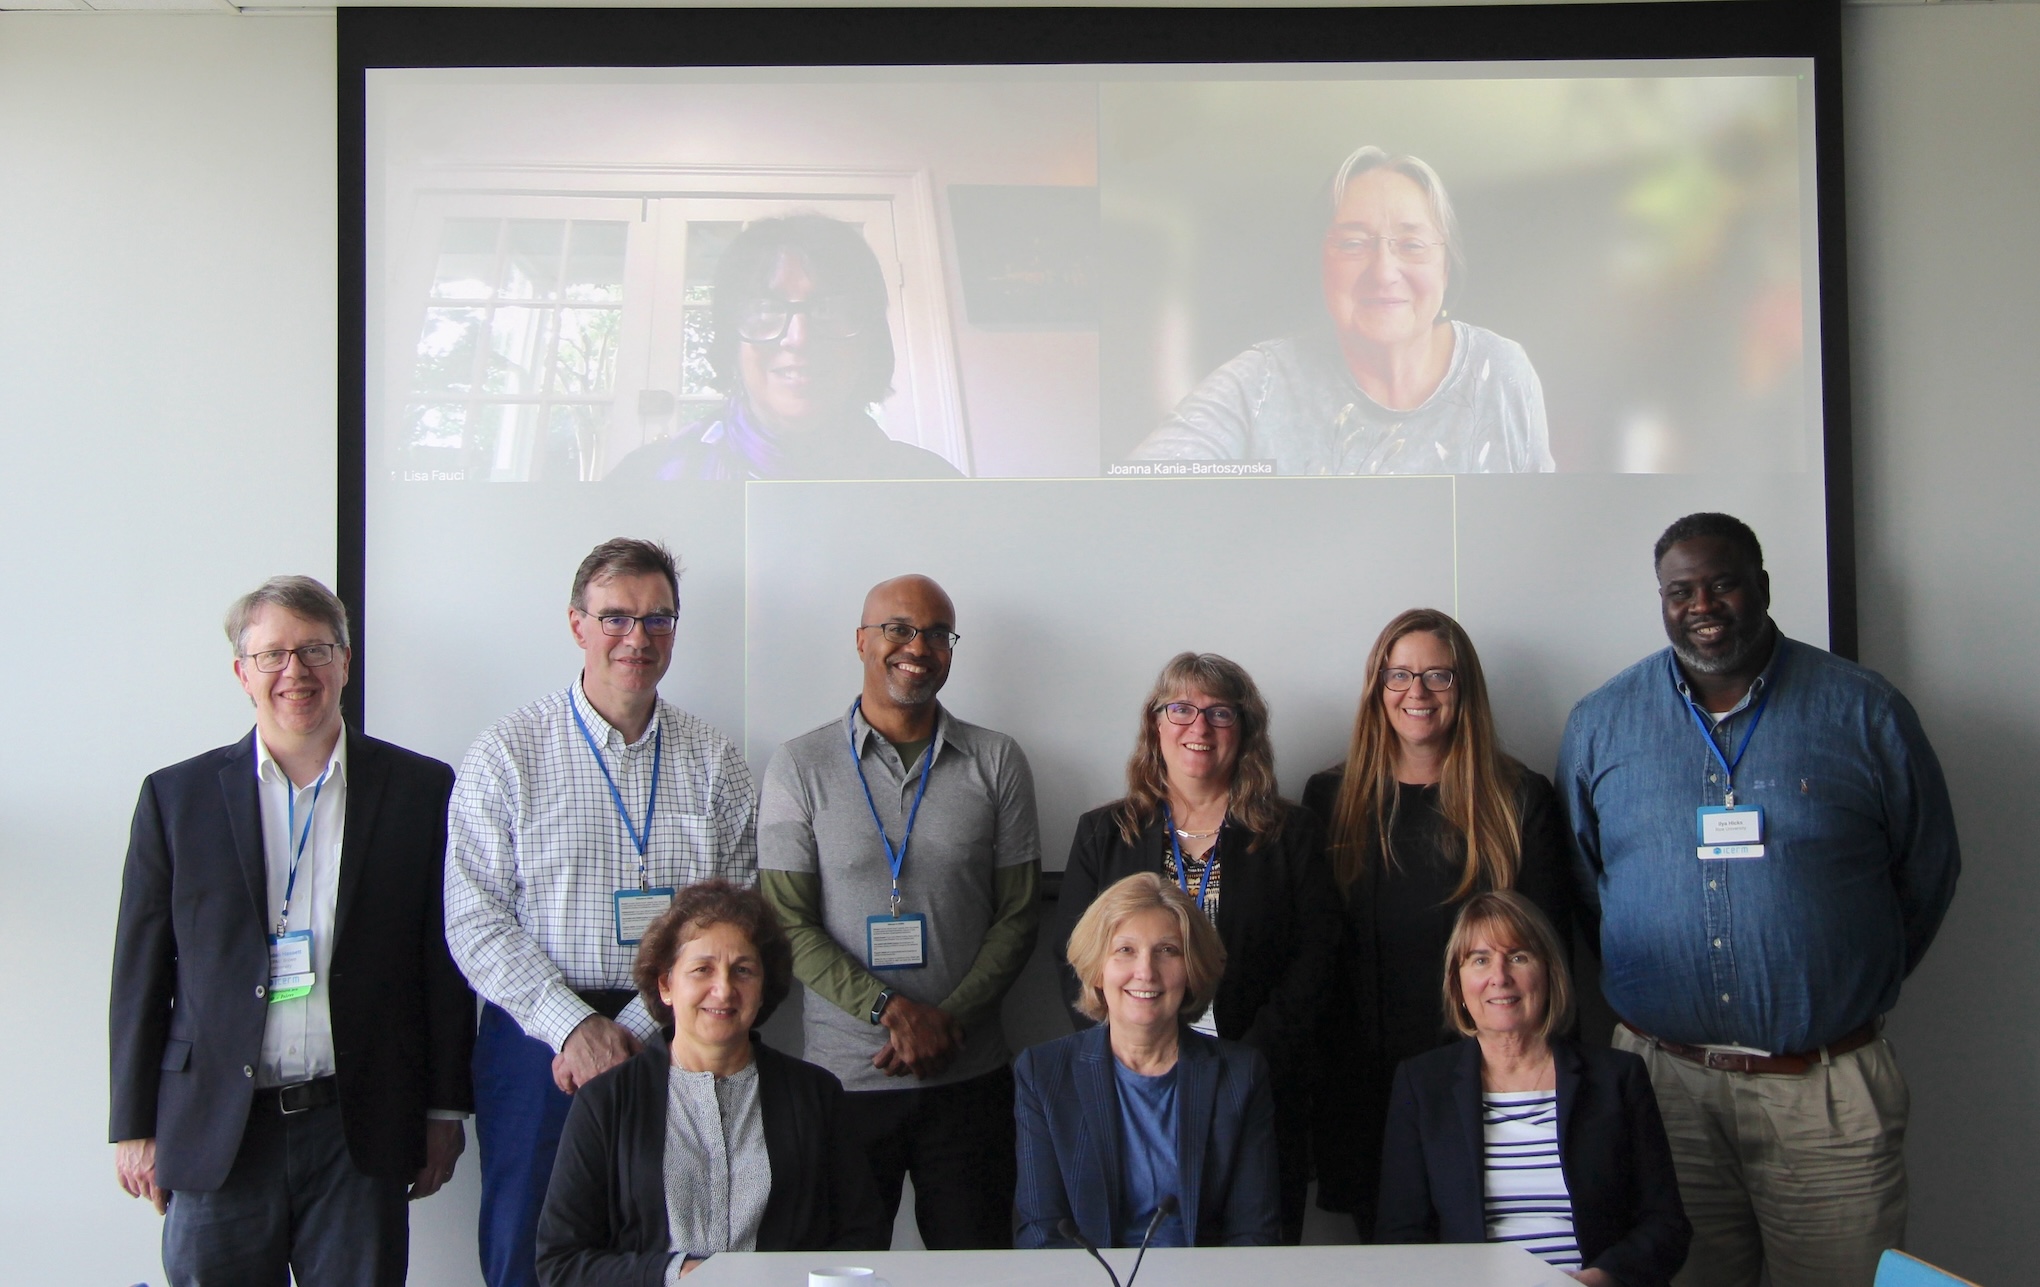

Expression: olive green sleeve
xmin=758 ymin=868 xmax=887 ymax=1022
xmin=937 ymin=860 xmax=1041 ymax=1029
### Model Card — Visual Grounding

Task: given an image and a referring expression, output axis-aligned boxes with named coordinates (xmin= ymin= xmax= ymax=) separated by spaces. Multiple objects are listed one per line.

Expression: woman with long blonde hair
xmin=1302 ymin=609 xmax=1574 ymax=1240
xmin=1053 ymin=652 xmax=1340 ymax=1244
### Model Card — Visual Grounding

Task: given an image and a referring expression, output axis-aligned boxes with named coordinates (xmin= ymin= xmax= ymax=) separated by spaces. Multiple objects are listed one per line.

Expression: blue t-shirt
xmin=1112 ymin=1060 xmax=1186 ymax=1248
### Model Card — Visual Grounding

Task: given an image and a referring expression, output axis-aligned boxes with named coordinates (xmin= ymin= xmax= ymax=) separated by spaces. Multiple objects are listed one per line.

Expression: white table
xmin=690 ymin=1244 xmax=1576 ymax=1287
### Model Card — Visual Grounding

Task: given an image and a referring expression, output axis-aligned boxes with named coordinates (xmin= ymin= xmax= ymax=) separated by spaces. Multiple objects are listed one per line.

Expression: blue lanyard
xmin=847 ymin=698 xmax=934 ymax=918
xmin=276 ymin=762 xmax=333 ymax=935
xmin=1681 ymin=680 xmax=1773 ymax=807
xmin=569 ymin=690 xmax=663 ymax=886
xmin=1161 ymin=802 xmax=1219 ymax=912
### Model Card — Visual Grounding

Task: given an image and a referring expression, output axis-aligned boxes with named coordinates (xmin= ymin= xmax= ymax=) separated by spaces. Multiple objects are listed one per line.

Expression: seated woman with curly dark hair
xmin=536 ymin=881 xmax=888 ymax=1286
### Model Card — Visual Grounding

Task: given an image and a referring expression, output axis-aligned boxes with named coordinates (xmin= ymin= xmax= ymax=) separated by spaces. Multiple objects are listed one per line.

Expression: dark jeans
xmin=843 ymin=1065 xmax=1018 ymax=1249
xmin=162 ymin=1096 xmax=407 ymax=1287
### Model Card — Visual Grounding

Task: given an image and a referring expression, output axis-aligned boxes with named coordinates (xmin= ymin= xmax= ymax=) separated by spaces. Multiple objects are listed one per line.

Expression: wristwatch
xmin=869 ymin=987 xmax=898 ymax=1026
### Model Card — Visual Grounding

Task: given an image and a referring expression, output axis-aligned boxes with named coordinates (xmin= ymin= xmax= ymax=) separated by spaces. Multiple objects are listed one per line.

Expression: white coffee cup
xmin=809 ymin=1269 xmax=890 ymax=1287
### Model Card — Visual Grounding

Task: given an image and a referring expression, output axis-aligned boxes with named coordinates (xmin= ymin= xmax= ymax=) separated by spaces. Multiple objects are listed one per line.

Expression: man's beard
xmin=1672 ymin=618 xmax=1774 ymax=676
xmin=885 ymin=670 xmax=941 ymax=707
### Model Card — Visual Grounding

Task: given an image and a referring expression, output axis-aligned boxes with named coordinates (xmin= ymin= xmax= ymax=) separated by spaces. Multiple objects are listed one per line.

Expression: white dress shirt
xmin=445 ymin=682 xmax=758 ymax=1051
xmin=254 ymin=735 xmax=346 ymax=1089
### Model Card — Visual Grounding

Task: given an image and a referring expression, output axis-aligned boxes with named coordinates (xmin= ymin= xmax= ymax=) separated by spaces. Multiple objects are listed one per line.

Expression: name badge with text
xmin=614 ymin=887 xmax=676 ymax=945
xmin=268 ymin=930 xmax=315 ymax=1002
xmin=1697 ymin=805 xmax=1766 ymax=860
xmin=867 ymin=913 xmax=928 ymax=970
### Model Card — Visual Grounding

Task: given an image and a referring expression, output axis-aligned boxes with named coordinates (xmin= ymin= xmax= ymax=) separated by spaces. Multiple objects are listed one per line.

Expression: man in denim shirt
xmin=1559 ymin=513 xmax=1959 ymax=1287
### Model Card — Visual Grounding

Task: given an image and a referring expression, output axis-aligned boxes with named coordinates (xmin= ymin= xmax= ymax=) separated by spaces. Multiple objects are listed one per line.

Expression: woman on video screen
xmin=1130 ymin=147 xmax=1554 ymax=475
xmin=608 ymin=215 xmax=962 ymax=482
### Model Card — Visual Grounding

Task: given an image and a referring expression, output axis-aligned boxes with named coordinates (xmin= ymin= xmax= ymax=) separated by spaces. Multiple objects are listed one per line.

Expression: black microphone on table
xmin=1126 ymin=1194 xmax=1179 ymax=1287
xmin=1058 ymin=1218 xmax=1123 ymax=1287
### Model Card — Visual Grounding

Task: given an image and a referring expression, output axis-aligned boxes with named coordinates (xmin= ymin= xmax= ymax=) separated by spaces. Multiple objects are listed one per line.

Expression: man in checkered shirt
xmin=445 ymin=537 xmax=757 ymax=1287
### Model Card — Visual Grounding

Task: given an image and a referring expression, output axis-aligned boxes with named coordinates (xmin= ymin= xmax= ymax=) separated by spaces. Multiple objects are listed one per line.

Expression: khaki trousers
xmin=1612 ymin=1027 xmax=1909 ymax=1287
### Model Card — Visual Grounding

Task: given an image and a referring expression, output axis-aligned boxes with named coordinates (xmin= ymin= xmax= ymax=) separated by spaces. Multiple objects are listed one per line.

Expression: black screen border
xmin=338 ymin=1 xmax=1853 ymax=727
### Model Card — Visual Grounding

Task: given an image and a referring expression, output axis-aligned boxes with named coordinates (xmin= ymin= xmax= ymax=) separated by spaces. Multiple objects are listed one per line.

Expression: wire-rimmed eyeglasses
xmin=1382 ymin=667 xmax=1455 ymax=692
xmin=242 ymin=644 xmax=342 ymax=673
xmin=579 ymin=610 xmax=678 ymax=638
xmin=1322 ymin=234 xmax=1445 ymax=265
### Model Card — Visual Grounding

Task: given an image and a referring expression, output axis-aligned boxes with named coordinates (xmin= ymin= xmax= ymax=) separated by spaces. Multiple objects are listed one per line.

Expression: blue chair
xmin=1875 ymin=1249 xmax=1981 ymax=1287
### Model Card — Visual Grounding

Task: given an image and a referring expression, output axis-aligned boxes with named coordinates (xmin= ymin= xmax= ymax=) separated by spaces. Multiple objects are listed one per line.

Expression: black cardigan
xmin=1053 ymin=801 xmax=1341 ymax=1073
xmin=535 ymin=1034 xmax=890 ymax=1287
xmin=1375 ymin=1036 xmax=1691 ymax=1287
xmin=1300 ymin=761 xmax=1577 ymax=1062
xmin=1302 ymin=762 xmax=1579 ymax=1210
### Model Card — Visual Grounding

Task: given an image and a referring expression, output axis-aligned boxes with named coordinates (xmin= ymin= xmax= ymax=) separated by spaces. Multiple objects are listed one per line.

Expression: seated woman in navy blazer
xmin=1376 ymin=890 xmax=1690 ymax=1286
xmin=1016 ymin=872 xmax=1281 ymax=1250
xmin=536 ymin=883 xmax=887 ymax=1285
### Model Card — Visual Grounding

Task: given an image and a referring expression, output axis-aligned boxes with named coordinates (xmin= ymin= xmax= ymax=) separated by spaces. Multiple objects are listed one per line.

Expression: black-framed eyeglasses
xmin=736 ymin=295 xmax=869 ymax=344
xmin=242 ymin=644 xmax=342 ymax=673
xmin=1382 ymin=667 xmax=1455 ymax=692
xmin=580 ymin=610 xmax=678 ymax=637
xmin=859 ymin=622 xmax=960 ymax=651
xmin=1322 ymin=234 xmax=1446 ymax=265
xmin=1159 ymin=701 xmax=1239 ymax=728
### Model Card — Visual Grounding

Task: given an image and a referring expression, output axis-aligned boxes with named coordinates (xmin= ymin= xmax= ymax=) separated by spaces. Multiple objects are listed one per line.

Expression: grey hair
xmin=225 ymin=576 xmax=351 ymax=655
xmin=1330 ymin=145 xmax=1468 ymax=287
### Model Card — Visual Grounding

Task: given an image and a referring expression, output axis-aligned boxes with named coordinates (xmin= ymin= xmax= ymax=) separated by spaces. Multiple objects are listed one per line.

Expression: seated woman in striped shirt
xmin=1374 ymin=891 xmax=1690 ymax=1286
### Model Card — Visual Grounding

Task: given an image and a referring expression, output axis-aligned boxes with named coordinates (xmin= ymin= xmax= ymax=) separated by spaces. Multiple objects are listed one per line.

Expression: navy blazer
xmin=1014 ymin=1024 xmax=1280 ymax=1249
xmin=108 ymin=728 xmax=474 ymax=1191
xmin=1376 ymin=1037 xmax=1690 ymax=1287
xmin=535 ymin=1034 xmax=889 ymax=1287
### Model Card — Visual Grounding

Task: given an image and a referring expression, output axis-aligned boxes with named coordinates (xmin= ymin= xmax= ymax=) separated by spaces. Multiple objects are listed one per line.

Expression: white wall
xmin=0 ymin=15 xmax=365 ymax=1286
xmin=2 ymin=6 xmax=2036 ymax=1285
xmin=1843 ymin=6 xmax=2040 ymax=1282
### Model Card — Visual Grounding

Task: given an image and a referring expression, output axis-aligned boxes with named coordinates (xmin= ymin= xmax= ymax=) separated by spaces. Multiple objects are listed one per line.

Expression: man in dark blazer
xmin=109 ymin=576 xmax=475 ymax=1287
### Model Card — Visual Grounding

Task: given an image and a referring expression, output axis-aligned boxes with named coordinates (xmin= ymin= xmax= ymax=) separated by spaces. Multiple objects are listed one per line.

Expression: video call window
xmin=379 ymin=158 xmax=971 ymax=482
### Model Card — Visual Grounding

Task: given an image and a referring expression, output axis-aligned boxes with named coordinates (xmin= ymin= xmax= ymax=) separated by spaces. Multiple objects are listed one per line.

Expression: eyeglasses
xmin=736 ymin=296 xmax=869 ymax=344
xmin=242 ymin=644 xmax=341 ymax=673
xmin=1323 ymin=234 xmax=1445 ymax=265
xmin=860 ymin=622 xmax=960 ymax=651
xmin=1382 ymin=667 xmax=1455 ymax=692
xmin=580 ymin=610 xmax=678 ymax=637
xmin=1158 ymin=701 xmax=1239 ymax=728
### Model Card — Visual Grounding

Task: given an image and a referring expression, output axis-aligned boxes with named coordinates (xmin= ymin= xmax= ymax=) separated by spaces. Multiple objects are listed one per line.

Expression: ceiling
xmin=0 ymin=0 xmax=1975 ymax=15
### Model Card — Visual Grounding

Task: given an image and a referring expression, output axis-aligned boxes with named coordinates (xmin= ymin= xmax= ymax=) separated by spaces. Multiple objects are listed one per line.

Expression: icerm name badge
xmin=267 ymin=930 xmax=315 ymax=1003
xmin=614 ymin=887 xmax=676 ymax=946
xmin=867 ymin=913 xmax=928 ymax=970
xmin=1697 ymin=805 xmax=1766 ymax=860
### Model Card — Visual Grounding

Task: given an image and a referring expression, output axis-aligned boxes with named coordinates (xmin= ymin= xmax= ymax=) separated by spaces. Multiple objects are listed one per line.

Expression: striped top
xmin=1481 ymin=1089 xmax=1581 ymax=1271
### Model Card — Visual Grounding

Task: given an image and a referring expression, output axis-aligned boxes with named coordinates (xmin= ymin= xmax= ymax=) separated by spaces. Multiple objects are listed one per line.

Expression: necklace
xmin=1174 ymin=828 xmax=1219 ymax=839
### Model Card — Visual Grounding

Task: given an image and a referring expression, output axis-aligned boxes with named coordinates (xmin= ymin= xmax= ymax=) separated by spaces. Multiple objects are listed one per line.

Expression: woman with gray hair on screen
xmin=1130 ymin=145 xmax=1554 ymax=475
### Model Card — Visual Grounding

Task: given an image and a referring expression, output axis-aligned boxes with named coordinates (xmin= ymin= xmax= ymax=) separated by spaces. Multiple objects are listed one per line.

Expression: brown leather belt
xmin=1622 ymin=1021 xmax=1877 ymax=1076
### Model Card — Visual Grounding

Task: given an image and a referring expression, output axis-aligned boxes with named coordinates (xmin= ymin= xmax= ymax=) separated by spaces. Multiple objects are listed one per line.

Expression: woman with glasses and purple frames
xmin=608 ymin=214 xmax=962 ymax=482
xmin=1303 ymin=608 xmax=1577 ymax=1241
xmin=1051 ymin=652 xmax=1341 ymax=1244
xmin=1129 ymin=146 xmax=1553 ymax=475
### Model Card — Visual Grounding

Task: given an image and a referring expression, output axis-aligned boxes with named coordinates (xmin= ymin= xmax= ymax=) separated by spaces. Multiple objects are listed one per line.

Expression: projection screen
xmin=343 ymin=5 xmax=1852 ymax=860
